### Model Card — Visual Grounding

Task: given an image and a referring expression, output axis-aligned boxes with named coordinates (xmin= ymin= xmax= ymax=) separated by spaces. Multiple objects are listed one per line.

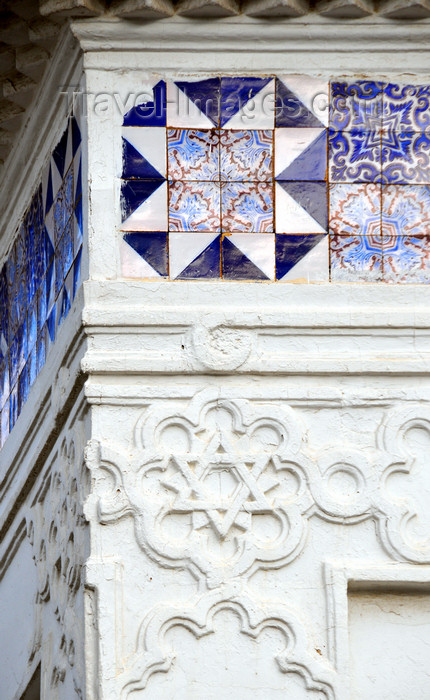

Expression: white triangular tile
xmin=166 ymin=81 xmax=214 ymax=128
xmin=45 ymin=208 xmax=54 ymax=246
xmin=121 ymin=181 xmax=168 ymax=232
xmin=169 ymin=232 xmax=219 ymax=279
xmin=280 ymin=236 xmax=329 ymax=282
xmin=122 ymin=126 xmax=166 ymax=177
xmin=275 ymin=183 xmax=325 ymax=234
xmin=120 ymin=239 xmax=161 ymax=278
xmin=51 ymin=156 xmax=63 ymax=198
xmin=223 ymin=78 xmax=275 ymax=129
xmin=274 ymin=127 xmax=325 ymax=176
xmin=279 ymin=75 xmax=329 ymax=127
xmin=229 ymin=233 xmax=275 ymax=279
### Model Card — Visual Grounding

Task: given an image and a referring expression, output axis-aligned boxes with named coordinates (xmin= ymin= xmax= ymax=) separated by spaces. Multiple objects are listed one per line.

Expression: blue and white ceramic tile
xmin=0 ymin=357 xmax=9 ymax=410
xmin=222 ymin=233 xmax=275 ymax=280
xmin=1 ymin=400 xmax=9 ymax=448
xmin=121 ymin=179 xmax=168 ymax=231
xmin=168 ymin=128 xmax=219 ymax=181
xmin=123 ymin=80 xmax=166 ymax=127
xmin=169 ymin=180 xmax=221 ymax=232
xmin=275 ymin=234 xmax=328 ymax=282
xmin=123 ymin=127 xmax=166 ymax=180
xmin=330 ymin=81 xmax=383 ymax=132
xmin=329 ymin=130 xmax=382 ymax=183
xmin=57 ymin=266 xmax=73 ymax=330
xmin=276 ymin=181 xmax=327 ymax=234
xmin=121 ymin=232 xmax=168 ymax=278
xmin=276 ymin=75 xmax=328 ymax=128
xmin=330 ymin=183 xmax=381 ymax=237
xmin=382 ymin=184 xmax=430 ymax=237
xmin=167 ymin=78 xmax=219 ymax=129
xmin=220 ymin=130 xmax=273 ymax=181
xmin=275 ymin=127 xmax=327 ymax=181
xmin=381 ymin=130 xmax=430 ymax=184
xmin=383 ymin=235 xmax=430 ymax=283
xmin=383 ymin=83 xmax=430 ymax=132
xmin=221 ymin=77 xmax=275 ymax=129
xmin=330 ymin=234 xmax=383 ymax=282
xmin=221 ymin=182 xmax=273 ymax=232
xmin=169 ymin=232 xmax=220 ymax=279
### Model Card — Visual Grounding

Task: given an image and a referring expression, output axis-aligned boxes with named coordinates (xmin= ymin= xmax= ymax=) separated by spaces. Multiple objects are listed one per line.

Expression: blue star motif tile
xmin=383 ymin=83 xmax=430 ymax=132
xmin=329 ymin=130 xmax=382 ymax=183
xmin=330 ymin=81 xmax=383 ymax=131
xmin=381 ymin=131 xmax=430 ymax=184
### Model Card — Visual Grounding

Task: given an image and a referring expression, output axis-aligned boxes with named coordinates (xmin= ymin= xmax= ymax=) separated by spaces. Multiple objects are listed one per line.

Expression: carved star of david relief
xmin=88 ymin=391 xmax=311 ymax=587
xmin=87 ymin=391 xmax=430 ymax=590
xmin=162 ymin=430 xmax=291 ymax=540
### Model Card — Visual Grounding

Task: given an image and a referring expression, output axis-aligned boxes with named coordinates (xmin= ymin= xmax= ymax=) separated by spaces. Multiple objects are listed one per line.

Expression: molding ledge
xmin=71 ymin=16 xmax=430 ymax=55
xmin=81 ymin=280 xmax=430 ymax=376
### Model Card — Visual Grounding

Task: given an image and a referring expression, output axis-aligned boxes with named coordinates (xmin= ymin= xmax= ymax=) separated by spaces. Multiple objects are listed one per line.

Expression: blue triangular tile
xmin=47 ymin=306 xmax=56 ymax=342
xmin=75 ymin=197 xmax=83 ymax=237
xmin=75 ymin=159 xmax=82 ymax=205
xmin=73 ymin=247 xmax=82 ymax=299
xmin=221 ymin=77 xmax=271 ymax=127
xmin=45 ymin=164 xmax=53 ymax=216
xmin=278 ymin=181 xmax=328 ymax=231
xmin=177 ymin=235 xmax=220 ymax=279
xmin=59 ymin=286 xmax=71 ymax=323
xmin=222 ymin=237 xmax=268 ymax=280
xmin=123 ymin=232 xmax=168 ymax=276
xmin=44 ymin=226 xmax=54 ymax=268
xmin=122 ymin=139 xmax=164 ymax=180
xmin=276 ymin=130 xmax=328 ymax=181
xmin=276 ymin=78 xmax=324 ymax=128
xmin=276 ymin=234 xmax=326 ymax=278
xmin=123 ymin=80 xmax=166 ymax=126
xmin=176 ymin=78 xmax=220 ymax=127
xmin=71 ymin=116 xmax=81 ymax=156
xmin=121 ymin=180 xmax=164 ymax=221
xmin=52 ymin=126 xmax=69 ymax=178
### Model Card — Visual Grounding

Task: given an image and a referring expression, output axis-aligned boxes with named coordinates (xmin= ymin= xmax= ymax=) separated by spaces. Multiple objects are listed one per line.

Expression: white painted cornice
xmin=70 ymin=16 xmax=430 ymax=73
xmin=71 ymin=15 xmax=430 ymax=56
xmin=81 ymin=281 xmax=430 ymax=376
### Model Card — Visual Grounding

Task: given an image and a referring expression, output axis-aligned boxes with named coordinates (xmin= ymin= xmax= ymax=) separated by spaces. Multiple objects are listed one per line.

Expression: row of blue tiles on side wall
xmin=0 ymin=114 xmax=83 ymax=449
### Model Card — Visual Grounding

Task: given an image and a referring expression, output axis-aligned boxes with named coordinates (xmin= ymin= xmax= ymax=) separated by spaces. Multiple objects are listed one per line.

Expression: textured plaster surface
xmin=2 ymin=16 xmax=430 ymax=700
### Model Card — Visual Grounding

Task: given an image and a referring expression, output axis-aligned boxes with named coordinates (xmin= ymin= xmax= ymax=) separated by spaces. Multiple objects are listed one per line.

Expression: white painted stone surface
xmin=3 ymin=15 xmax=430 ymax=700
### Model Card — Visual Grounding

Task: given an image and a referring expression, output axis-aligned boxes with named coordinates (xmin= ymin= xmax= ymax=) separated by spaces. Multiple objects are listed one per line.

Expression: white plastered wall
xmin=2 ymin=15 xmax=430 ymax=700
xmin=74 ymin=16 xmax=430 ymax=700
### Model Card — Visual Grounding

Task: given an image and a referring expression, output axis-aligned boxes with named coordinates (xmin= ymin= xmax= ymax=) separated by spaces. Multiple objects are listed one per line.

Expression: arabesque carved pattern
xmin=86 ymin=390 xmax=430 ymax=590
xmin=117 ymin=584 xmax=337 ymax=699
xmin=27 ymin=429 xmax=89 ymax=698
xmin=376 ymin=405 xmax=430 ymax=563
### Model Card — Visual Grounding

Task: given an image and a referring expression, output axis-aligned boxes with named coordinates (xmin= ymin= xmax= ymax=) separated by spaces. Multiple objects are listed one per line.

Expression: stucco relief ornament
xmin=87 ymin=389 xmax=313 ymax=587
xmin=117 ymin=584 xmax=337 ymax=699
xmin=27 ymin=435 xmax=88 ymax=698
xmin=375 ymin=405 xmax=430 ymax=563
xmin=190 ymin=323 xmax=252 ymax=371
